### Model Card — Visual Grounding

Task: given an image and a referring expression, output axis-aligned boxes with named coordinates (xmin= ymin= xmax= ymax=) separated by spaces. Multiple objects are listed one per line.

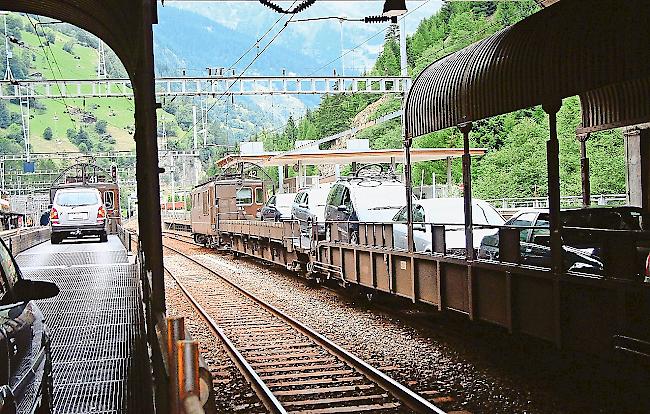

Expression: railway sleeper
xmin=260 ymin=369 xmax=356 ymax=382
xmin=254 ymin=362 xmax=344 ymax=374
xmin=282 ymin=394 xmax=390 ymax=408
xmin=249 ymin=356 xmax=336 ymax=368
xmin=273 ymin=383 xmax=376 ymax=396
xmin=265 ymin=375 xmax=365 ymax=388
xmin=287 ymin=402 xmax=402 ymax=414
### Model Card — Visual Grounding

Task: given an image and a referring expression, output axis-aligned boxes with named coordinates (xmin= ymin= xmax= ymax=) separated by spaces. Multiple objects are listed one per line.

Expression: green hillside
xmin=0 ymin=14 xmax=138 ymax=154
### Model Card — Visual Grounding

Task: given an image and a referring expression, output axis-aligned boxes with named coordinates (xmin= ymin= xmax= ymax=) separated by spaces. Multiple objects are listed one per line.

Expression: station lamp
xmin=382 ymin=0 xmax=408 ymax=17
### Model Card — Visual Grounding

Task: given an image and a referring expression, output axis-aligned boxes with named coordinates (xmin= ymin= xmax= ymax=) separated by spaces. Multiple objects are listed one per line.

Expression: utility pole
xmin=339 ymin=19 xmax=345 ymax=76
xmin=2 ymin=11 xmax=13 ymax=81
xmin=97 ymin=39 xmax=108 ymax=79
xmin=201 ymin=97 xmax=208 ymax=147
xmin=3 ymin=13 xmax=31 ymax=163
xmin=169 ymin=153 xmax=175 ymax=216
xmin=399 ymin=16 xmax=408 ymax=78
xmin=19 ymin=87 xmax=30 ymax=162
xmin=192 ymin=105 xmax=198 ymax=150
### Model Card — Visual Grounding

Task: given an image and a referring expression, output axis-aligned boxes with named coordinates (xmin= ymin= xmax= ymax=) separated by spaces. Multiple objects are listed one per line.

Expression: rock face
xmin=320 ymin=95 xmax=392 ymax=178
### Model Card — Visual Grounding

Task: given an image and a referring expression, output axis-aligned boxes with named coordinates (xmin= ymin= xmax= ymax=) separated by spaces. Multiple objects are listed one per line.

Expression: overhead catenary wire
xmin=178 ymin=1 xmax=300 ymax=142
xmin=307 ymin=0 xmax=432 ymax=77
xmin=20 ymin=14 xmax=135 ymax=133
xmin=24 ymin=14 xmax=76 ymax=127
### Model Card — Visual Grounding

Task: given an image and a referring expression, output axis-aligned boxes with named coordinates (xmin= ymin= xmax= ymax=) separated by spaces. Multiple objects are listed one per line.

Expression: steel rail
xmin=163 ymin=256 xmax=287 ymax=414
xmin=162 ymin=239 xmax=446 ymax=414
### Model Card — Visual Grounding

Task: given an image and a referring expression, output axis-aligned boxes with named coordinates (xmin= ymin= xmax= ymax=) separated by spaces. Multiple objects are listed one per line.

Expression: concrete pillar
xmin=624 ymin=124 xmax=650 ymax=211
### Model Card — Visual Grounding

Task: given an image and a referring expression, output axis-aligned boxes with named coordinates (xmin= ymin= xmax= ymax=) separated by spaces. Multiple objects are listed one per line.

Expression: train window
xmin=103 ymin=190 xmax=115 ymax=210
xmin=236 ymin=188 xmax=253 ymax=206
xmin=255 ymin=187 xmax=264 ymax=205
xmin=202 ymin=191 xmax=208 ymax=215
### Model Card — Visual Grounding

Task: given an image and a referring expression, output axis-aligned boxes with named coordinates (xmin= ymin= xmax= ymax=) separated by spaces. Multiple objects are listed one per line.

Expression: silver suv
xmin=50 ymin=187 xmax=108 ymax=244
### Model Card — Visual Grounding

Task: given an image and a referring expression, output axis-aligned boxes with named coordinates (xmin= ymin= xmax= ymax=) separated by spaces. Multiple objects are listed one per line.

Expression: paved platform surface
xmin=17 ymin=236 xmax=151 ymax=414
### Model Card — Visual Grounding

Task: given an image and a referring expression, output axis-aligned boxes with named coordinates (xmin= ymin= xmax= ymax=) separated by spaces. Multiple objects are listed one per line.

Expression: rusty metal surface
xmin=579 ymin=77 xmax=650 ymax=134
xmin=405 ymin=0 xmax=650 ymax=138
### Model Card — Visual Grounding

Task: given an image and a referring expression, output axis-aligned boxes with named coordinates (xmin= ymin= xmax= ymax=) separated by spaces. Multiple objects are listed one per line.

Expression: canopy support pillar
xmin=544 ymin=102 xmax=563 ymax=275
xmin=446 ymin=156 xmax=452 ymax=195
xmin=578 ymin=132 xmax=591 ymax=208
xmin=624 ymin=125 xmax=650 ymax=211
xmin=459 ymin=123 xmax=474 ymax=260
xmin=405 ymin=139 xmax=414 ymax=253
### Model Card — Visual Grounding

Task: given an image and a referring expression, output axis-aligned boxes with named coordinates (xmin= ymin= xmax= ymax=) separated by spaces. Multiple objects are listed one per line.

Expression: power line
xmin=178 ymin=2 xmax=299 ymax=142
xmin=25 ymin=14 xmax=76 ymax=126
xmin=227 ymin=1 xmax=294 ymax=71
xmin=307 ymin=0 xmax=432 ymax=77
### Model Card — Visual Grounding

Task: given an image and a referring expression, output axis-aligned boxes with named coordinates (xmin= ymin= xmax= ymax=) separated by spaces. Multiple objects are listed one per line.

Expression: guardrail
xmin=485 ymin=194 xmax=627 ymax=210
xmin=117 ymin=225 xmax=215 ymax=414
xmin=1 ymin=227 xmax=51 ymax=255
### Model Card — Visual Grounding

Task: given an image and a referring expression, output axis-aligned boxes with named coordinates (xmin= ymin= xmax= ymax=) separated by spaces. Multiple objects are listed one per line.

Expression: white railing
xmin=485 ymin=194 xmax=628 ymax=210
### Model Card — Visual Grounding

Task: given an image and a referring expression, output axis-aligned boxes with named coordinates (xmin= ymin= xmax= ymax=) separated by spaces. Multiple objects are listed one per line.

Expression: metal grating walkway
xmin=18 ymin=237 xmax=152 ymax=414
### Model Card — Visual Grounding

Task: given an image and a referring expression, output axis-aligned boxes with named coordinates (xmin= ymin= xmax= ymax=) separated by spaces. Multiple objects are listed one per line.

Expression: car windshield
xmin=424 ymin=201 xmax=504 ymax=225
xmin=56 ymin=191 xmax=99 ymax=206
xmin=353 ymin=185 xmax=406 ymax=211
xmin=311 ymin=189 xmax=330 ymax=207
xmin=276 ymin=195 xmax=295 ymax=208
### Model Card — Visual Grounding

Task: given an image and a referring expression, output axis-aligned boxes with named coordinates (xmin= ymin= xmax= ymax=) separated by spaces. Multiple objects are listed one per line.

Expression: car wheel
xmin=100 ymin=232 xmax=108 ymax=242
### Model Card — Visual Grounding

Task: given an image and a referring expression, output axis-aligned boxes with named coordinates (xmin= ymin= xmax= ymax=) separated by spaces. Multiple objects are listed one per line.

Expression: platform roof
xmin=405 ymin=0 xmax=650 ymax=138
xmin=217 ymin=147 xmax=486 ymax=168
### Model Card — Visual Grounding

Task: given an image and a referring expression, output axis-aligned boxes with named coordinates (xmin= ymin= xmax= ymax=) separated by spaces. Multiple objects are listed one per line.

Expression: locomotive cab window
xmin=255 ymin=187 xmax=264 ymax=205
xmin=103 ymin=190 xmax=115 ymax=210
xmin=237 ymin=187 xmax=253 ymax=206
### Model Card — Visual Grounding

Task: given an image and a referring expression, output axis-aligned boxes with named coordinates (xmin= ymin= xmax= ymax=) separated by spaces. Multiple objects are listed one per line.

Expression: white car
xmin=50 ymin=187 xmax=109 ymax=244
xmin=392 ymin=198 xmax=504 ymax=254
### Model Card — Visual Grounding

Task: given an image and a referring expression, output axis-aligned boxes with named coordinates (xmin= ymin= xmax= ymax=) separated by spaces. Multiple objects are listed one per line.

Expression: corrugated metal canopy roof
xmin=405 ymin=0 xmax=650 ymax=138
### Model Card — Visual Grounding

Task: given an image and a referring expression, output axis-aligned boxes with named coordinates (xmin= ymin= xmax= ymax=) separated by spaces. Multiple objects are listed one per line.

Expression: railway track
xmin=162 ymin=237 xmax=446 ymax=414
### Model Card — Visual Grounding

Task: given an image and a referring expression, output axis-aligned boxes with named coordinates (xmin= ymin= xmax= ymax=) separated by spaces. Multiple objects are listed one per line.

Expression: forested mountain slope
xmin=256 ymin=1 xmax=626 ymax=198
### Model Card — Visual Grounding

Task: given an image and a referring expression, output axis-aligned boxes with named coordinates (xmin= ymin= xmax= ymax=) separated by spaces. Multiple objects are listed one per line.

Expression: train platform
xmin=16 ymin=236 xmax=152 ymax=413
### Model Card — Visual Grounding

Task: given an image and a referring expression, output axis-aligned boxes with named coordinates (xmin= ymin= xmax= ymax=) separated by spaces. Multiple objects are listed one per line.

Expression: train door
xmin=102 ymin=189 xmax=118 ymax=233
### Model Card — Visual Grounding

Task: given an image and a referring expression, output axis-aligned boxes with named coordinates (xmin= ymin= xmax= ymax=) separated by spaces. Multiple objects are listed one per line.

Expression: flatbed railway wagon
xmin=50 ymin=163 xmax=122 ymax=233
xmin=191 ymin=162 xmax=272 ymax=245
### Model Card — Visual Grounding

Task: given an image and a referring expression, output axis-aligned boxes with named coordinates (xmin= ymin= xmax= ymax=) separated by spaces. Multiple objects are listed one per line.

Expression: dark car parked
xmin=478 ymin=206 xmax=650 ymax=278
xmin=0 ymin=238 xmax=59 ymax=413
xmin=324 ymin=178 xmax=406 ymax=244
xmin=259 ymin=193 xmax=295 ymax=222
xmin=291 ymin=186 xmax=331 ymax=238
